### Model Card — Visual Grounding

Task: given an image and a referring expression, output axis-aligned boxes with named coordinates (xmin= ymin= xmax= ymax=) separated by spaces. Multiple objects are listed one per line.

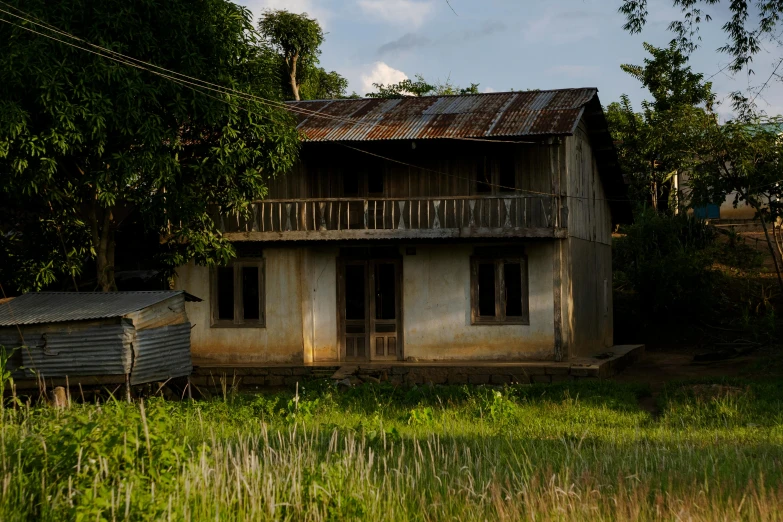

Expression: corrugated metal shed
xmin=0 ymin=292 xmax=196 ymax=386
xmin=21 ymin=325 xmax=134 ymax=377
xmin=131 ymin=323 xmax=193 ymax=385
xmin=0 ymin=291 xmax=199 ymax=327
xmin=287 ymin=88 xmax=597 ymax=142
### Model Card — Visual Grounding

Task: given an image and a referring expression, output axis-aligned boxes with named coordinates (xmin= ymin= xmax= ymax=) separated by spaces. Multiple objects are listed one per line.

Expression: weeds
xmin=1 ymin=379 xmax=783 ymax=520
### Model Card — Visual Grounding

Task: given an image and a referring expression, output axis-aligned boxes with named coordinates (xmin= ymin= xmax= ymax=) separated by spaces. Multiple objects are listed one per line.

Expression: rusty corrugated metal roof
xmin=0 ymin=291 xmax=200 ymax=327
xmin=287 ymin=88 xmax=598 ymax=142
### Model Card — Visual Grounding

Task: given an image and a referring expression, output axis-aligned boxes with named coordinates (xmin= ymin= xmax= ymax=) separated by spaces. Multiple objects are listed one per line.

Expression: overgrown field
xmin=2 ymin=379 xmax=783 ymax=521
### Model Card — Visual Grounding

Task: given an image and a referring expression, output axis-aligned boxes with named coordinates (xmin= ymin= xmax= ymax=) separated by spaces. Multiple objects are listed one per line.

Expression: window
xmin=211 ymin=259 xmax=265 ymax=327
xmin=474 ymin=155 xmax=516 ymax=194
xmin=470 ymin=256 xmax=529 ymax=324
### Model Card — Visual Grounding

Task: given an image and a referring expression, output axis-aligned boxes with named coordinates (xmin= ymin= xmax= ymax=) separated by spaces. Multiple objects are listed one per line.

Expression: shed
xmin=0 ymin=291 xmax=199 ymax=385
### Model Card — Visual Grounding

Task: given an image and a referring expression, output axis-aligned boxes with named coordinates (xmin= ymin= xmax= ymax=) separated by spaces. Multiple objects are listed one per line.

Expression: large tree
xmin=0 ymin=0 xmax=300 ymax=292
xmin=606 ymin=43 xmax=715 ymax=211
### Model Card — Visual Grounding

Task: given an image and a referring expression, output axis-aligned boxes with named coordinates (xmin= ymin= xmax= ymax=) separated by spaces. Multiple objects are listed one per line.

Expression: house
xmin=0 ymin=291 xmax=197 ymax=387
xmin=175 ymin=88 xmax=629 ymax=366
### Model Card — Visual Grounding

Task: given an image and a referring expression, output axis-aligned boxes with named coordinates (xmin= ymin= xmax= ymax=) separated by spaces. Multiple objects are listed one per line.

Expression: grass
xmin=2 ymin=378 xmax=783 ymax=521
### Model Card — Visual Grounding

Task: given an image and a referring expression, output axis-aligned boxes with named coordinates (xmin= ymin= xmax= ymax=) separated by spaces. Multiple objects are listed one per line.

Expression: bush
xmin=613 ymin=210 xmax=716 ymax=334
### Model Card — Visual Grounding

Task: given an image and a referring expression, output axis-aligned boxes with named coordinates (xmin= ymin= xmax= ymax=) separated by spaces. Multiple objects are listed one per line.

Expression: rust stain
xmin=287 ymin=88 xmax=599 ymax=142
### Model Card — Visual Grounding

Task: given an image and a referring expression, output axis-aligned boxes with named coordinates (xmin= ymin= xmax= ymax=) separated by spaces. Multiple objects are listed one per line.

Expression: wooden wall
xmin=265 ymin=141 xmax=553 ymax=201
xmin=565 ymin=120 xmax=612 ymax=246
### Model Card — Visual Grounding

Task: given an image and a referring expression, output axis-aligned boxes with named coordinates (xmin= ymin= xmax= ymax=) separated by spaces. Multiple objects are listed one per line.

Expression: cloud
xmin=545 ymin=65 xmax=599 ymax=78
xmin=361 ymin=62 xmax=408 ymax=94
xmin=377 ymin=33 xmax=433 ymax=55
xmin=483 ymin=86 xmax=497 ymax=93
xmin=358 ymin=0 xmax=435 ymax=28
xmin=377 ymin=20 xmax=506 ymax=56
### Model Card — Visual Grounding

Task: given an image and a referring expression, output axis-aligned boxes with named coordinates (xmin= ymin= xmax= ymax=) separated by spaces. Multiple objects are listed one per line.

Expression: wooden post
xmin=125 ymin=374 xmax=132 ymax=403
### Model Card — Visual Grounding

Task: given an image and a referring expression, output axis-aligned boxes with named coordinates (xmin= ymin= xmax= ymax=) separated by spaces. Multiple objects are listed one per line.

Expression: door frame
xmin=337 ymin=257 xmax=403 ymax=362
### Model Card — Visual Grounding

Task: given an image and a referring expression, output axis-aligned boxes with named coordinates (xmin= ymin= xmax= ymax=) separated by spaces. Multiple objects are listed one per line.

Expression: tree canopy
xmin=258 ymin=10 xmax=353 ymax=101
xmin=620 ymin=0 xmax=783 ymax=73
xmin=606 ymin=43 xmax=715 ymax=211
xmin=0 ymin=0 xmax=300 ymax=292
xmin=366 ymin=74 xmax=480 ymax=98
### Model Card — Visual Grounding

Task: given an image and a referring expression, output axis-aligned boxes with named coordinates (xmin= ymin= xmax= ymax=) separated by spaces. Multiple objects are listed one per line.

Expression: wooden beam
xmin=224 ymin=227 xmax=568 ymax=242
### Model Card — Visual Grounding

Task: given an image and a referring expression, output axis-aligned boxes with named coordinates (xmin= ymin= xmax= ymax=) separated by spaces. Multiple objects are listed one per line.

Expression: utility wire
xmin=0 ymin=3 xmax=561 ymax=145
xmin=748 ymin=56 xmax=783 ymax=106
xmin=5 ymin=4 xmax=777 ymax=205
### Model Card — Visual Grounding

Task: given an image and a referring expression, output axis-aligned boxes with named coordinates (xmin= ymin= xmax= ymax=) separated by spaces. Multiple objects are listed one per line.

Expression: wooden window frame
xmin=210 ymin=258 xmax=266 ymax=328
xmin=470 ymin=256 xmax=529 ymax=325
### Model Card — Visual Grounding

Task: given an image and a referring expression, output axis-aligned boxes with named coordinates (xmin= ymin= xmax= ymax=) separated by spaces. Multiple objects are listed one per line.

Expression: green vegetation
xmin=613 ymin=210 xmax=778 ymax=343
xmin=2 ymin=379 xmax=783 ymax=520
xmin=0 ymin=0 xmax=300 ymax=292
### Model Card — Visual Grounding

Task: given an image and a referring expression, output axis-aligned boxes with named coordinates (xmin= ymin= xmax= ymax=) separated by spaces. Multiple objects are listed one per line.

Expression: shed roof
xmin=0 ymin=291 xmax=200 ymax=327
xmin=287 ymin=88 xmax=598 ymax=141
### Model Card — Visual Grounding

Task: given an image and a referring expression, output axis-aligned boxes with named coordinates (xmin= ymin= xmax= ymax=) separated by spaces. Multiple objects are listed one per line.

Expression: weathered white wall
xmin=402 ymin=243 xmax=555 ymax=361
xmin=175 ymin=248 xmax=305 ymax=364
xmin=178 ymin=241 xmax=559 ymax=364
xmin=300 ymin=247 xmax=339 ymax=362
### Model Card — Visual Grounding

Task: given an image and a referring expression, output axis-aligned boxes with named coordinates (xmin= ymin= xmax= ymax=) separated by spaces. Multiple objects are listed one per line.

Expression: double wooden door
xmin=338 ymin=259 xmax=401 ymax=361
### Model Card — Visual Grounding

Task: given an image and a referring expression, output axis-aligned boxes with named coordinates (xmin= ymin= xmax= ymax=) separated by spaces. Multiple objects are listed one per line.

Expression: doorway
xmin=338 ymin=258 xmax=402 ymax=361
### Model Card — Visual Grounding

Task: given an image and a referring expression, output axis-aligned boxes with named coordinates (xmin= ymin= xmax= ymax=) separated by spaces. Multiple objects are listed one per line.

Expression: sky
xmin=237 ymin=0 xmax=783 ymax=118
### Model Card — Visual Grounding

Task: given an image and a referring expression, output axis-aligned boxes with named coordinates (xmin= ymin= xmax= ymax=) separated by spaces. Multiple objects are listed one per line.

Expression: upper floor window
xmin=475 ymin=155 xmax=517 ymax=195
xmin=342 ymin=161 xmax=385 ymax=197
xmin=470 ymin=255 xmax=529 ymax=325
xmin=211 ymin=259 xmax=265 ymax=327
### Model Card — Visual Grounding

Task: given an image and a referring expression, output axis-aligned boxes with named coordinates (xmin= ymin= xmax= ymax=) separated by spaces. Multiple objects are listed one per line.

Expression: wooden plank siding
xmin=222 ymin=140 xmax=562 ymax=241
xmin=565 ymin=119 xmax=612 ymax=246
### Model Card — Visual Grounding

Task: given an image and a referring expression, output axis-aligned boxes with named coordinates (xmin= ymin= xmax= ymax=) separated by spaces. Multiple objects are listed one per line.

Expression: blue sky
xmin=238 ymin=0 xmax=782 ymax=118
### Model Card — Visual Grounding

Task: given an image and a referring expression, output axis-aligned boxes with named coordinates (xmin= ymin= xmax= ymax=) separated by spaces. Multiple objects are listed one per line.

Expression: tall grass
xmin=1 ymin=380 xmax=783 ymax=520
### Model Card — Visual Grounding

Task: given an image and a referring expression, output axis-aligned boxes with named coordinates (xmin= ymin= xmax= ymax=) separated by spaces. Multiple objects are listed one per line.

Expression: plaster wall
xmin=402 ymin=243 xmax=555 ymax=361
xmin=175 ymin=248 xmax=304 ymax=364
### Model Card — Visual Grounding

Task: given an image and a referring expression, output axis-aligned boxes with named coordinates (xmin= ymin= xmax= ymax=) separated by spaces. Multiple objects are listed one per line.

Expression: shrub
xmin=613 ymin=209 xmax=716 ymax=332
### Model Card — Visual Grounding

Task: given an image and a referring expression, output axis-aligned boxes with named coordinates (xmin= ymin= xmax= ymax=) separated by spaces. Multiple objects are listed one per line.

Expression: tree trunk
xmin=758 ymin=212 xmax=783 ymax=296
xmin=288 ymin=54 xmax=300 ymax=101
xmin=90 ymin=198 xmax=118 ymax=292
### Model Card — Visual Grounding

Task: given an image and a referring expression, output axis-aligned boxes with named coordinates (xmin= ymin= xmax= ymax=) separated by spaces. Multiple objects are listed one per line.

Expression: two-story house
xmin=175 ymin=88 xmax=629 ymax=366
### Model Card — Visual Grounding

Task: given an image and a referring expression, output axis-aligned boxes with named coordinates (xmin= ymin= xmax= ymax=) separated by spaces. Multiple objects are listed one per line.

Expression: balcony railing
xmin=219 ymin=195 xmax=562 ymax=239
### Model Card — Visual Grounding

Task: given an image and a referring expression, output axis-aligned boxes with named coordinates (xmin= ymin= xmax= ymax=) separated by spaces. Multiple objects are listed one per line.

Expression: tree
xmin=258 ymin=10 xmax=324 ymax=101
xmin=619 ymin=1 xmax=783 ymax=73
xmin=299 ymin=66 xmax=353 ymax=100
xmin=0 ymin=0 xmax=300 ymax=292
xmin=689 ymin=117 xmax=783 ymax=291
xmin=367 ymin=74 xmax=480 ymax=98
xmin=606 ymin=43 xmax=714 ymax=211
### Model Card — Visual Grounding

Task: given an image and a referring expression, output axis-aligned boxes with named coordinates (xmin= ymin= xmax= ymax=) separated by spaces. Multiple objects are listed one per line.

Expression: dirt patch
xmin=611 ymin=344 xmax=776 ymax=414
xmin=688 ymin=383 xmax=750 ymax=400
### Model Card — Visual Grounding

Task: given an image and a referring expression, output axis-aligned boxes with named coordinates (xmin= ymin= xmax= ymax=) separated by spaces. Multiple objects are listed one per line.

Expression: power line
xmin=0 ymin=4 xmax=567 ymax=145
xmin=748 ymin=56 xmax=783 ymax=106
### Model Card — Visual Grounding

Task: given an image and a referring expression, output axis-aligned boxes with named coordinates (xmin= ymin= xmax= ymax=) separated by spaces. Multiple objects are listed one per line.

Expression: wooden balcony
xmin=219 ymin=195 xmax=566 ymax=241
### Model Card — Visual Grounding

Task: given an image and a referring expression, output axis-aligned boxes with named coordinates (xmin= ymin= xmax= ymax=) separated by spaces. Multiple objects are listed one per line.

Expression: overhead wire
xmin=4 ymin=3 xmax=776 ymax=205
xmin=0 ymin=12 xmax=664 ymax=204
xmin=0 ymin=2 xmax=567 ymax=144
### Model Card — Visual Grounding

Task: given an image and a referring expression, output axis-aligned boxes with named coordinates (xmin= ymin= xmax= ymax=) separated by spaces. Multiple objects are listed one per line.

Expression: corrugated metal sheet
xmin=0 ymin=291 xmax=192 ymax=327
xmin=20 ymin=325 xmax=133 ymax=378
xmin=130 ymin=323 xmax=193 ymax=385
xmin=287 ymin=88 xmax=597 ymax=142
